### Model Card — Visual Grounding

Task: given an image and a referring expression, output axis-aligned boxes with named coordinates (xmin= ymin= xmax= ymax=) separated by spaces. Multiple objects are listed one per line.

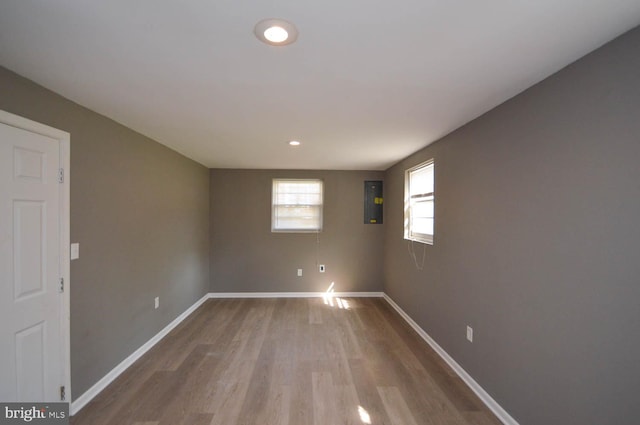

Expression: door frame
xmin=0 ymin=110 xmax=71 ymax=403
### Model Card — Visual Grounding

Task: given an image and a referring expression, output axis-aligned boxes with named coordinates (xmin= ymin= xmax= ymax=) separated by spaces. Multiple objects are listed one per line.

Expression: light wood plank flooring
xmin=71 ymin=297 xmax=502 ymax=425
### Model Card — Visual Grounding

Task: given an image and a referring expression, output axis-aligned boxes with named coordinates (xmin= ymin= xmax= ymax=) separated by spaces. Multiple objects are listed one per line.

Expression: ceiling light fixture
xmin=254 ymin=18 xmax=298 ymax=46
xmin=264 ymin=26 xmax=288 ymax=43
xmin=288 ymin=140 xmax=301 ymax=146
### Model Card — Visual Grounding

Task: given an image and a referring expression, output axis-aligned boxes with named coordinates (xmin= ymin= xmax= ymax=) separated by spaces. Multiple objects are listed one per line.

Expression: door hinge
xmin=59 ymin=278 xmax=64 ymax=293
xmin=60 ymin=386 xmax=66 ymax=401
xmin=58 ymin=168 xmax=64 ymax=183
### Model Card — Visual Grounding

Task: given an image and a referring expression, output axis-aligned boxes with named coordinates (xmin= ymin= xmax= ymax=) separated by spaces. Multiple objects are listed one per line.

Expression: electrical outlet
xmin=466 ymin=325 xmax=473 ymax=342
xmin=319 ymin=264 xmax=326 ymax=273
xmin=155 ymin=297 xmax=159 ymax=309
xmin=297 ymin=268 xmax=303 ymax=277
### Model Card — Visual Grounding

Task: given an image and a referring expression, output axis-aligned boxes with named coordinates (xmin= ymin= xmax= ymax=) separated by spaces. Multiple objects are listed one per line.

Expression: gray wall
xmin=383 ymin=27 xmax=640 ymax=424
xmin=210 ymin=169 xmax=384 ymax=293
xmin=0 ymin=67 xmax=211 ymax=399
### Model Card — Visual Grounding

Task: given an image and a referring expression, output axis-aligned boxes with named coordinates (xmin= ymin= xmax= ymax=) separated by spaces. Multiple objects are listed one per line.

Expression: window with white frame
xmin=272 ymin=179 xmax=323 ymax=232
xmin=404 ymin=160 xmax=434 ymax=244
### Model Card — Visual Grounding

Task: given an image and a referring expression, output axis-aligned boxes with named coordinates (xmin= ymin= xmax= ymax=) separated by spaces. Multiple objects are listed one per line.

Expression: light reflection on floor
xmin=358 ymin=405 xmax=372 ymax=424
xmin=322 ymin=282 xmax=351 ymax=310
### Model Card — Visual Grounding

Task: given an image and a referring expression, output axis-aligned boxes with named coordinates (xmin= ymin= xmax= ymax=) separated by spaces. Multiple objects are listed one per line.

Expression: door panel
xmin=15 ymin=321 xmax=46 ymax=401
xmin=14 ymin=200 xmax=46 ymax=300
xmin=14 ymin=146 xmax=45 ymax=182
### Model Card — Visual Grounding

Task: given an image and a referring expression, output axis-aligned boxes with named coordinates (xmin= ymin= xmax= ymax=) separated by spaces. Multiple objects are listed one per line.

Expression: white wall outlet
xmin=297 ymin=268 xmax=303 ymax=277
xmin=70 ymin=243 xmax=80 ymax=260
xmin=155 ymin=297 xmax=159 ymax=309
xmin=319 ymin=264 xmax=326 ymax=273
xmin=466 ymin=325 xmax=473 ymax=342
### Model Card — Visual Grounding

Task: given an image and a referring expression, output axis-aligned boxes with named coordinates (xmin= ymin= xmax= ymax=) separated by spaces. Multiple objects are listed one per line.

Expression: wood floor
xmin=71 ymin=297 xmax=502 ymax=425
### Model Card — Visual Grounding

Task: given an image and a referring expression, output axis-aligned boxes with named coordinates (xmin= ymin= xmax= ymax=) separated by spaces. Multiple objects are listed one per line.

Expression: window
xmin=404 ymin=160 xmax=434 ymax=244
xmin=272 ymin=179 xmax=323 ymax=232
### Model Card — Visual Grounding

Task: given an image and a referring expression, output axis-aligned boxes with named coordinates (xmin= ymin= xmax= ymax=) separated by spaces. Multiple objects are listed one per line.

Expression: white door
xmin=0 ymin=111 xmax=70 ymax=402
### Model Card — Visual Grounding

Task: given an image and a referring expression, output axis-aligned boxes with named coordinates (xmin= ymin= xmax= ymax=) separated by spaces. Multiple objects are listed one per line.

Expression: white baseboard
xmin=208 ymin=291 xmax=384 ymax=298
xmin=382 ymin=294 xmax=519 ymax=425
xmin=70 ymin=293 xmax=210 ymax=415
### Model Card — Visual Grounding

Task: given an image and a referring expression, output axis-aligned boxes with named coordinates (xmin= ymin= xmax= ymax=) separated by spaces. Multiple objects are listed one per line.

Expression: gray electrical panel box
xmin=364 ymin=181 xmax=383 ymax=224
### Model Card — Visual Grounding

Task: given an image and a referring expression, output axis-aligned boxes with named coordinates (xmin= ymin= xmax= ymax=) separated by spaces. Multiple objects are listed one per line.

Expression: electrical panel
xmin=364 ymin=180 xmax=383 ymax=224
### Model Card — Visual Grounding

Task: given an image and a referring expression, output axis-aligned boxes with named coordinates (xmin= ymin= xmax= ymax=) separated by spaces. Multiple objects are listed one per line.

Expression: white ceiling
xmin=1 ymin=1 xmax=639 ymax=170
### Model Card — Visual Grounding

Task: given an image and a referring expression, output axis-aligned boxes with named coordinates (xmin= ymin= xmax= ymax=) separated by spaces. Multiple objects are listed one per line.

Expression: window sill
xmin=404 ymin=236 xmax=433 ymax=245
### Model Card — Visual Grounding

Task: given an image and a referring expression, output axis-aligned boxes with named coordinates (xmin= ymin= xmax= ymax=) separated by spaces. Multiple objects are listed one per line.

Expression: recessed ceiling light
xmin=264 ymin=26 xmax=288 ymax=43
xmin=288 ymin=140 xmax=301 ymax=146
xmin=254 ymin=19 xmax=298 ymax=46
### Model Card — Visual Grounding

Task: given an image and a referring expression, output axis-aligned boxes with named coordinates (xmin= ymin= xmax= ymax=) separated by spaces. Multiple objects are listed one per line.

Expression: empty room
xmin=1 ymin=2 xmax=639 ymax=425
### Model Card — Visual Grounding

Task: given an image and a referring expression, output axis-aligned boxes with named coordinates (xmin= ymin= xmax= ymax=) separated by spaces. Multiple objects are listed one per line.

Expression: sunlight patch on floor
xmin=358 ymin=405 xmax=372 ymax=424
xmin=322 ymin=282 xmax=350 ymax=309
